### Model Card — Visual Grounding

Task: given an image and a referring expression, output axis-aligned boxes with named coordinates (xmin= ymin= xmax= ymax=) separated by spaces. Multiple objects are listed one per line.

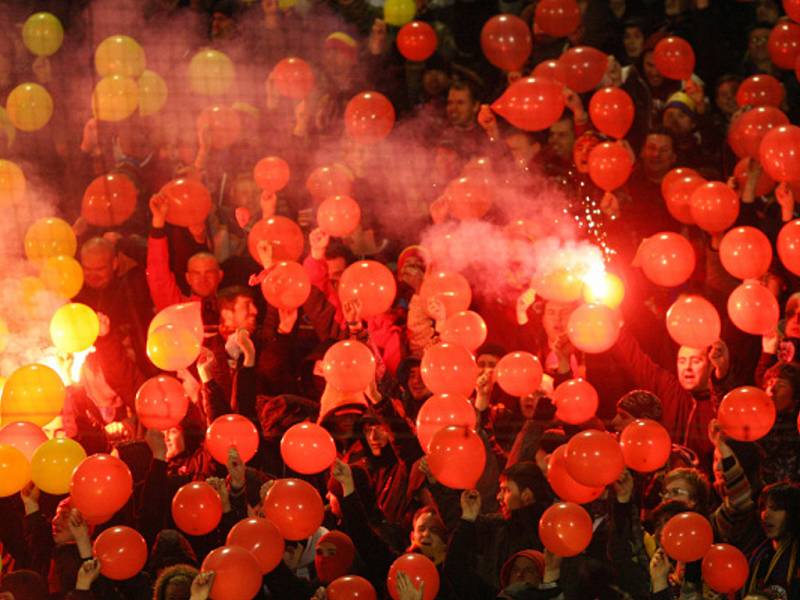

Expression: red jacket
xmin=146 ymin=230 xmax=195 ymax=312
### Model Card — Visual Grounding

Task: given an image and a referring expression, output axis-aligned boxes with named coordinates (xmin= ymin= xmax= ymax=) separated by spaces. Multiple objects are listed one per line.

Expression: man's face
xmin=497 ymin=477 xmax=530 ymax=519
xmin=643 ymin=51 xmax=663 ymax=88
xmin=446 ymin=88 xmax=479 ymax=128
xmin=761 ymin=499 xmax=788 ymax=540
xmin=326 ymin=257 xmax=346 ymax=291
xmin=411 ymin=512 xmax=447 ymax=558
xmin=663 ymin=107 xmax=694 ymax=138
xmin=508 ymin=556 xmax=542 ymax=586
xmin=611 ymin=407 xmax=635 ymax=433
xmin=641 ymin=134 xmax=676 ymax=178
xmin=364 ymin=423 xmax=390 ymax=456
xmin=715 ymin=81 xmax=739 ymax=117
xmin=407 ymin=365 xmax=429 ymax=400
xmin=765 ymin=376 xmax=794 ymax=413
xmin=81 ymin=248 xmax=116 ymax=290
xmin=660 ymin=476 xmax=696 ymax=508
xmin=748 ymin=28 xmax=771 ymax=63
xmin=222 ymin=296 xmax=258 ymax=334
xmin=519 ymin=394 xmax=538 ymax=419
xmin=185 ymin=256 xmax=223 ymax=298
xmin=623 ymin=26 xmax=645 ymax=59
xmin=164 ymin=579 xmax=192 ymax=600
xmin=547 ymin=119 xmax=576 ymax=161
xmin=52 ymin=502 xmax=75 ymax=544
xmin=677 ymin=346 xmax=711 ymax=391
xmin=542 ymin=301 xmax=572 ymax=342
xmin=785 ymin=306 xmax=800 ymax=337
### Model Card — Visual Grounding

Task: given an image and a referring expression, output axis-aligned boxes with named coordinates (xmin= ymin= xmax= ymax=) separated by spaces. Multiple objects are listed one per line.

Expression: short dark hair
xmin=643 ymin=127 xmax=677 ymax=151
xmin=217 ymin=285 xmax=254 ymax=312
xmin=325 ymin=240 xmax=355 ymax=264
xmin=759 ymin=481 xmax=800 ymax=539
xmin=502 ymin=461 xmax=551 ymax=503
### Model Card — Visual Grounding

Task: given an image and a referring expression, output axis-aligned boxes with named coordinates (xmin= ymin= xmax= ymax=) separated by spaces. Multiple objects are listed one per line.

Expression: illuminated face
xmin=497 ymin=477 xmax=530 ymax=519
xmin=407 ymin=366 xmax=429 ymax=400
xmin=660 ymin=476 xmax=696 ymax=507
xmin=185 ymin=256 xmax=222 ymax=298
xmin=542 ymin=301 xmax=572 ymax=342
xmin=165 ymin=427 xmax=185 ymax=460
xmin=623 ymin=26 xmax=645 ymax=59
xmin=641 ymin=134 xmax=676 ymax=178
xmin=676 ymin=346 xmax=711 ymax=391
xmin=410 ymin=512 xmax=447 ymax=559
xmin=548 ymin=119 xmax=576 ymax=161
xmin=447 ymin=88 xmax=479 ymax=128
xmin=221 ymin=296 xmax=258 ymax=334
xmin=81 ymin=247 xmax=116 ymax=290
xmin=52 ymin=502 xmax=75 ymax=544
xmin=785 ymin=306 xmax=800 ymax=338
xmin=399 ymin=256 xmax=426 ymax=291
xmin=765 ymin=376 xmax=794 ymax=413
xmin=363 ymin=423 xmax=390 ymax=456
xmin=761 ymin=499 xmax=789 ymax=540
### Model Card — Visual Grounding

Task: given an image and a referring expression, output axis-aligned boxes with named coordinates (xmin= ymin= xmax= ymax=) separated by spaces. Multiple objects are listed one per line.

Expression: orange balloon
xmin=589 ymin=87 xmax=634 ymax=139
xmin=344 ymin=91 xmax=395 ymax=144
xmin=440 ymin=311 xmax=487 ymax=352
xmin=206 ymin=414 xmax=259 ymax=464
xmin=328 ymin=575 xmax=377 ymax=600
xmin=778 ymin=219 xmax=800 ymax=275
xmin=719 ymin=226 xmax=773 ymax=280
xmin=619 ymin=418 xmax=671 ymax=473
xmin=666 ymin=295 xmax=721 ymax=349
xmin=565 ymin=429 xmax=624 ymax=487
xmin=419 ymin=271 xmax=472 ymax=317
xmin=387 ymin=554 xmax=439 ymax=600
xmin=201 ymin=545 xmax=263 ymax=600
xmin=582 ymin=271 xmax=625 ymax=309
xmin=196 ymin=105 xmax=242 ymax=150
xmin=323 ymin=339 xmax=376 ymax=393
xmin=490 ymin=77 xmax=565 ymax=132
xmin=547 ymin=445 xmax=604 ymax=504
xmin=148 ymin=301 xmax=204 ymax=346
xmin=538 ymin=502 xmax=593 ymax=557
xmin=560 ymin=46 xmax=608 ymax=93
xmin=306 ymin=165 xmax=353 ymax=202
xmin=261 ymin=261 xmax=310 ymax=310
xmin=588 ymin=141 xmax=634 ymax=191
xmin=0 ymin=421 xmax=47 ymax=461
xmin=638 ymin=232 xmax=696 ymax=287
xmin=226 ymin=517 xmax=285 ymax=574
xmin=567 ymin=303 xmax=621 ymax=354
xmin=495 ymin=352 xmax=543 ymax=397
xmin=172 ymin=482 xmax=223 ymax=536
xmin=689 ymin=181 xmax=740 ymax=233
xmin=661 ymin=512 xmax=713 ymax=562
xmin=147 ymin=323 xmax=201 ymax=371
xmin=662 ymin=174 xmax=704 ymax=225
xmin=271 ymin=57 xmax=315 ymax=99
xmin=421 ymin=342 xmax=479 ymax=397
xmin=280 ymin=422 xmax=337 ymax=474
xmin=537 ymin=268 xmax=584 ymax=303
xmin=702 ymin=544 xmax=749 ymax=594
xmin=553 ymin=379 xmax=598 ymax=425
xmin=248 ymin=216 xmax=304 ymax=263
xmin=727 ymin=281 xmax=779 ymax=335
xmin=415 ymin=394 xmax=476 ymax=452
xmin=444 ymin=176 xmax=492 ymax=221
xmin=160 ymin=178 xmax=212 ymax=228
xmin=135 ymin=375 xmax=189 ymax=431
xmin=480 ymin=14 xmax=532 ymax=71
xmin=81 ymin=173 xmax=137 ymax=227
xmin=262 ymin=478 xmax=324 ymax=540
xmin=317 ymin=195 xmax=361 ymax=237
xmin=93 ymin=526 xmax=147 ymax=580
xmin=253 ymin=156 xmax=290 ymax=193
xmin=70 ymin=454 xmax=133 ymax=522
xmin=717 ymin=386 xmax=776 ymax=442
xmin=338 ymin=260 xmax=397 ymax=318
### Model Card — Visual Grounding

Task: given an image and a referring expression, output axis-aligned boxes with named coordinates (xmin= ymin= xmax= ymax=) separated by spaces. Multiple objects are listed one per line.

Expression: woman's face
xmin=765 ymin=376 xmax=795 ymax=413
xmin=623 ymin=27 xmax=644 ymax=59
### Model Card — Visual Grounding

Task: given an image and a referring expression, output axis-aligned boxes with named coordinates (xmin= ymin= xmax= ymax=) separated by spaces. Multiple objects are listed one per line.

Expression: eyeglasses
xmin=660 ymin=487 xmax=691 ymax=499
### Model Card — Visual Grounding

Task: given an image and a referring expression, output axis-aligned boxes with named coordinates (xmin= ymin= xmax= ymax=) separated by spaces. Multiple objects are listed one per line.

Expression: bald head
xmin=80 ymin=237 xmax=117 ymax=290
xmin=186 ymin=252 xmax=223 ymax=298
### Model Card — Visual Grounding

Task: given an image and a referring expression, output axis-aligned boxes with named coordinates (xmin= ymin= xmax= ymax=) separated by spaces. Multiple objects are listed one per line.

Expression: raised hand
xmin=190 ymin=571 xmax=216 ymax=600
xmin=460 ymin=489 xmax=481 ymax=522
xmin=76 ymin=558 xmax=102 ymax=591
xmin=149 ymin=193 xmax=169 ymax=228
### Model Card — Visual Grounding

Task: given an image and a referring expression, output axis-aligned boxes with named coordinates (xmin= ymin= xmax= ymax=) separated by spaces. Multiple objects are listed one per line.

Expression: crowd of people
xmin=0 ymin=0 xmax=800 ymax=599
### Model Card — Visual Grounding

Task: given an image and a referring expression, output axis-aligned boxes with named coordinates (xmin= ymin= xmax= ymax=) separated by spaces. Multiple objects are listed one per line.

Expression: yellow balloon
xmin=31 ymin=438 xmax=86 ymax=495
xmin=0 ymin=318 xmax=7 ymax=353
xmin=50 ymin=303 xmax=100 ymax=353
xmin=41 ymin=255 xmax=84 ymax=299
xmin=22 ymin=12 xmax=64 ymax=57
xmin=147 ymin=323 xmax=201 ymax=371
xmin=0 ymin=159 xmax=25 ymax=206
xmin=92 ymin=75 xmax=139 ymax=122
xmin=188 ymin=49 xmax=235 ymax=96
xmin=138 ymin=69 xmax=168 ymax=116
xmin=6 ymin=83 xmax=53 ymax=131
xmin=384 ymin=0 xmax=416 ymax=26
xmin=0 ymin=444 xmax=31 ymax=497
xmin=24 ymin=217 xmax=77 ymax=262
xmin=0 ymin=364 xmax=65 ymax=427
xmin=94 ymin=35 xmax=146 ymax=78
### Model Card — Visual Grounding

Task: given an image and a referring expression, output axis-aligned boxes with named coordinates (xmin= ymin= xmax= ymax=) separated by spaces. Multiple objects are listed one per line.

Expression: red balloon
xmin=226 ymin=517 xmax=285 ymax=574
xmin=787 ymin=0 xmax=800 ymax=22
xmin=427 ymin=425 xmax=486 ymax=489
xmin=421 ymin=343 xmax=479 ymax=397
xmin=778 ymin=218 xmax=800 ymax=275
xmin=638 ymin=232 xmax=696 ymax=287
xmin=480 ymin=14 xmax=532 ymax=71
xmin=666 ymin=295 xmax=721 ymax=349
xmin=532 ymin=59 xmax=567 ymax=85
xmin=345 ymin=91 xmax=395 ymax=144
xmin=565 ymin=429 xmax=624 ymax=487
xmin=201 ymin=545 xmax=263 ymax=600
xmin=661 ymin=512 xmax=713 ymax=562
xmin=661 ymin=167 xmax=699 ymax=193
xmin=729 ymin=106 xmax=789 ymax=159
xmin=759 ymin=124 xmax=800 ymax=182
xmin=263 ymin=478 xmax=324 ymax=540
xmin=619 ymin=419 xmax=671 ymax=473
xmin=271 ymin=57 xmax=315 ymax=99
xmin=396 ymin=21 xmax=437 ymax=62
xmin=561 ymin=46 xmax=608 ymax=93
xmin=736 ymin=74 xmax=785 ymax=108
xmin=491 ymin=76 xmax=565 ymax=131
xmin=307 ymin=165 xmax=352 ymax=202
xmin=0 ymin=421 xmax=47 ymax=461
xmin=261 ymin=261 xmax=311 ymax=310
xmin=93 ymin=526 xmax=147 ymax=581
xmin=440 ymin=311 xmax=487 ymax=352
xmin=323 ymin=340 xmax=376 ymax=394
xmin=535 ymin=0 xmax=581 ymax=37
xmin=567 ymin=303 xmax=622 ymax=354
xmin=547 ymin=445 xmax=604 ymax=503
xmin=689 ymin=181 xmax=740 ymax=233
xmin=196 ymin=105 xmax=241 ymax=150
xmin=416 ymin=394 xmax=476 ymax=452
xmin=248 ymin=216 xmax=304 ymax=264
xmin=328 ymin=575 xmax=377 ymax=600
xmin=160 ymin=178 xmax=212 ymax=228
xmin=495 ymin=352 xmax=543 ymax=397
xmin=387 ymin=553 xmax=439 ymax=600
xmin=317 ymin=195 xmax=361 ymax=237
xmin=206 ymin=414 xmax=259 ymax=464
xmin=70 ymin=454 xmax=132 ymax=522
xmin=553 ymin=379 xmax=598 ymax=425
xmin=253 ymin=156 xmax=290 ymax=193
xmin=419 ymin=271 xmax=472 ymax=317
xmin=702 ymin=544 xmax=749 ymax=593
xmin=653 ymin=36 xmax=695 ymax=80
xmin=588 ymin=141 xmax=634 ymax=191
xmin=172 ymin=482 xmax=223 ymax=536
xmin=338 ymin=260 xmax=397 ymax=318
xmin=589 ymin=87 xmax=634 ymax=139
xmin=663 ymin=174 xmax=705 ymax=224
xmin=538 ymin=502 xmax=593 ymax=557
xmin=135 ymin=375 xmax=189 ymax=431
xmin=719 ymin=226 xmax=773 ymax=280
xmin=443 ymin=176 xmax=492 ymax=221
xmin=718 ymin=386 xmax=776 ymax=442
xmin=280 ymin=422 xmax=337 ymax=474
xmin=768 ymin=21 xmax=800 ymax=70
xmin=733 ymin=157 xmax=775 ymax=197
xmin=81 ymin=173 xmax=137 ymax=227
xmin=727 ymin=281 xmax=779 ymax=335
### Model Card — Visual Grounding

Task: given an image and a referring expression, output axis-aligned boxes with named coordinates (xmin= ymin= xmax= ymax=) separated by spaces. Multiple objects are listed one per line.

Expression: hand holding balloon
xmin=460 ymin=489 xmax=481 ymax=522
xmin=76 ymin=559 xmax=101 ymax=591
xmin=190 ymin=571 xmax=216 ymax=600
